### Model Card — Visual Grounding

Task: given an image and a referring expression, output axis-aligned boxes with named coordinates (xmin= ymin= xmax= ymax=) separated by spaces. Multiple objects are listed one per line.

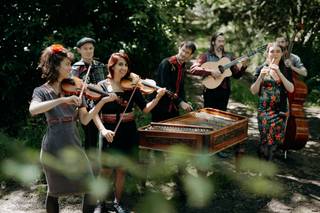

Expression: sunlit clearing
xmin=88 ymin=176 xmax=111 ymax=200
xmin=242 ymin=176 xmax=283 ymax=196
xmin=1 ymin=159 xmax=41 ymax=185
xmin=136 ymin=192 xmax=176 ymax=213
xmin=238 ymin=156 xmax=278 ymax=177
xmin=183 ymin=175 xmax=214 ymax=208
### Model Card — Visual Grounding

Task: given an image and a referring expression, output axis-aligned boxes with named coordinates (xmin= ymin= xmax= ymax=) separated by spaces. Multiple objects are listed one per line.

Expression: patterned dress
xmin=31 ymin=83 xmax=93 ymax=196
xmin=256 ymin=73 xmax=288 ymax=147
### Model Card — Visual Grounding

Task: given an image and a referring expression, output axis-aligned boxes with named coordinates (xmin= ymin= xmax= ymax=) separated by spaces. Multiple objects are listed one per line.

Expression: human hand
xmin=101 ymin=128 xmax=114 ymax=143
xmin=284 ymin=59 xmax=292 ymax=68
xmin=260 ymin=66 xmax=269 ymax=78
xmin=102 ymin=93 xmax=118 ymax=103
xmin=156 ymin=88 xmax=166 ymax=99
xmin=241 ymin=57 xmax=249 ymax=67
xmin=63 ymin=95 xmax=81 ymax=106
xmin=190 ymin=62 xmax=200 ymax=71
xmin=269 ymin=63 xmax=280 ymax=72
xmin=180 ymin=101 xmax=193 ymax=112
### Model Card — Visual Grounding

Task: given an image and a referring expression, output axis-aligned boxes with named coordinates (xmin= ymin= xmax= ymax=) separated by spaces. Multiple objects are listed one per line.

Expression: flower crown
xmin=51 ymin=44 xmax=65 ymax=54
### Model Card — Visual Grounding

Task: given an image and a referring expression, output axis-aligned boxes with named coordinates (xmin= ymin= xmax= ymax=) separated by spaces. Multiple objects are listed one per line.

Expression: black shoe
xmin=94 ymin=202 xmax=112 ymax=213
xmin=113 ymin=202 xmax=129 ymax=213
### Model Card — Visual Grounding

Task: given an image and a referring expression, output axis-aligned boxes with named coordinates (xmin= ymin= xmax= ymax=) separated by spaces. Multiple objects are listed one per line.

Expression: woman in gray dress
xmin=29 ymin=44 xmax=117 ymax=213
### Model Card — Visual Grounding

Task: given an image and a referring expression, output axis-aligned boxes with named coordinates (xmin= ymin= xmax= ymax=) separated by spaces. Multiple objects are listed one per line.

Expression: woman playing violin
xmin=250 ymin=42 xmax=294 ymax=161
xmin=29 ymin=44 xmax=117 ymax=213
xmin=93 ymin=52 xmax=165 ymax=213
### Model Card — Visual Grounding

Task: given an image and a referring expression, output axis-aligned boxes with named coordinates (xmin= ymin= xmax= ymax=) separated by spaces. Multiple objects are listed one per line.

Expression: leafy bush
xmin=1 ymin=0 xmax=197 ymax=137
xmin=0 ymin=132 xmax=21 ymax=182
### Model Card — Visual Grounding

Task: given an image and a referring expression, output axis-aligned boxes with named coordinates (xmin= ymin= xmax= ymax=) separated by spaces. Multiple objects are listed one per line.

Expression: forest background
xmin=0 ymin=0 xmax=319 ymax=211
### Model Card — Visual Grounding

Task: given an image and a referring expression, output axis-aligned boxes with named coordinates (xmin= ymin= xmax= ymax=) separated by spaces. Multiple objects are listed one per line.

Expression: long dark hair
xmin=209 ymin=32 xmax=224 ymax=53
xmin=37 ymin=44 xmax=73 ymax=83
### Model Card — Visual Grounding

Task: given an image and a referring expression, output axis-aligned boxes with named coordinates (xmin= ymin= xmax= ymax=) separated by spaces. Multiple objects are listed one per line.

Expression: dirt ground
xmin=0 ymin=101 xmax=319 ymax=213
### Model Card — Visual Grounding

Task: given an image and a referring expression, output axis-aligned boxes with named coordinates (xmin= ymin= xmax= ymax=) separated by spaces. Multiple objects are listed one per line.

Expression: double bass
xmin=282 ymin=24 xmax=309 ymax=150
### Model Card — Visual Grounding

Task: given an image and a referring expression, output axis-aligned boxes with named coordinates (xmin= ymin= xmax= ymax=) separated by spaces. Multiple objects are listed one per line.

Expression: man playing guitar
xmin=190 ymin=32 xmax=248 ymax=111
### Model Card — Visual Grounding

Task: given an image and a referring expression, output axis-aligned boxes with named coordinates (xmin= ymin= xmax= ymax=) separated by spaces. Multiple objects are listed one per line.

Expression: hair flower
xmin=51 ymin=44 xmax=64 ymax=54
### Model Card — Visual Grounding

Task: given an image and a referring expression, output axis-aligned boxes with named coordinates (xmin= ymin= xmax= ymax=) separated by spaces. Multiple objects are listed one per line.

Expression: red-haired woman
xmin=250 ymin=42 xmax=294 ymax=160
xmin=29 ymin=44 xmax=117 ymax=212
xmin=94 ymin=52 xmax=165 ymax=213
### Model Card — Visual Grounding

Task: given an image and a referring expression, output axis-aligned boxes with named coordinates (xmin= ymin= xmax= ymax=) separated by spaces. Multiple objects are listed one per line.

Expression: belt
xmin=47 ymin=116 xmax=77 ymax=125
xmin=100 ymin=112 xmax=135 ymax=123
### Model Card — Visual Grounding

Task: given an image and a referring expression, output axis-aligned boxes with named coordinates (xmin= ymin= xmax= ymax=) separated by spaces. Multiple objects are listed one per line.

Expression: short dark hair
xmin=76 ymin=37 xmax=96 ymax=48
xmin=180 ymin=41 xmax=196 ymax=54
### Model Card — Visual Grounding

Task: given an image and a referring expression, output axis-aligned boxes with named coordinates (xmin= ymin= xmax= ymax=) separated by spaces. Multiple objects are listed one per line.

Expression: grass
xmin=230 ymin=74 xmax=258 ymax=109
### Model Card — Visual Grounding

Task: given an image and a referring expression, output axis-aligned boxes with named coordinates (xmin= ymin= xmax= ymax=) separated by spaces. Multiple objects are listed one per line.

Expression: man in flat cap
xmin=71 ymin=37 xmax=107 ymax=175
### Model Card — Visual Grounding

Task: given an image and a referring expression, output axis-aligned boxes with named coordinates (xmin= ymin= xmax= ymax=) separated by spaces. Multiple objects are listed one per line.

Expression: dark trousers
xmin=151 ymin=109 xmax=179 ymax=122
xmin=203 ymin=87 xmax=230 ymax=111
xmin=83 ymin=120 xmax=99 ymax=150
xmin=82 ymin=120 xmax=99 ymax=176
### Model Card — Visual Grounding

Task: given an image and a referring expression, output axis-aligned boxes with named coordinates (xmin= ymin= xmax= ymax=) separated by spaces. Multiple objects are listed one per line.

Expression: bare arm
xmin=93 ymin=114 xmax=114 ymax=143
xmin=250 ymin=67 xmax=267 ymax=95
xmin=285 ymin=58 xmax=307 ymax=77
xmin=29 ymin=95 xmax=81 ymax=116
xmin=289 ymin=63 xmax=307 ymax=77
xmin=142 ymin=88 xmax=166 ymax=113
xmin=273 ymin=65 xmax=294 ymax=93
xmin=79 ymin=93 xmax=118 ymax=125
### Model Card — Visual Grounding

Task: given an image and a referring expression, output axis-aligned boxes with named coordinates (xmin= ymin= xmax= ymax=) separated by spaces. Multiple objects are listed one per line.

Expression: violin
xmin=120 ymin=73 xmax=178 ymax=98
xmin=61 ymin=76 xmax=109 ymax=100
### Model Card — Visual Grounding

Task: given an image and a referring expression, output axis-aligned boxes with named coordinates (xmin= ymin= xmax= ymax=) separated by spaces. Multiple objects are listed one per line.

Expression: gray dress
xmin=31 ymin=83 xmax=93 ymax=197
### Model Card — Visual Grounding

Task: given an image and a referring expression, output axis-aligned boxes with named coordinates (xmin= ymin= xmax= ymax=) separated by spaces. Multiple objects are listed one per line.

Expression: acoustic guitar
xmin=201 ymin=45 xmax=267 ymax=89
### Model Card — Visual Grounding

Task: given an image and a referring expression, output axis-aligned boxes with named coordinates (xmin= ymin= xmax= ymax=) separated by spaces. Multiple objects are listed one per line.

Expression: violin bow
xmin=113 ymin=84 xmax=138 ymax=135
xmin=78 ymin=65 xmax=92 ymax=100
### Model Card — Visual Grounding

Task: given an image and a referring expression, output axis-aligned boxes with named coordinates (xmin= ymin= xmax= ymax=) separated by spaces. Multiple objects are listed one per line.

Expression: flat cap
xmin=76 ymin=37 xmax=96 ymax=48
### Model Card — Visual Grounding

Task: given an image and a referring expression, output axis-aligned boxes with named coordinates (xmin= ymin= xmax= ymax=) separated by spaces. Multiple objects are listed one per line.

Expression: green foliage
xmin=136 ymin=192 xmax=176 ymax=213
xmin=0 ymin=0 xmax=197 ymax=136
xmin=231 ymin=76 xmax=258 ymax=108
xmin=192 ymin=0 xmax=320 ymax=97
xmin=0 ymin=132 xmax=20 ymax=158
xmin=0 ymin=132 xmax=23 ymax=182
xmin=18 ymin=115 xmax=46 ymax=149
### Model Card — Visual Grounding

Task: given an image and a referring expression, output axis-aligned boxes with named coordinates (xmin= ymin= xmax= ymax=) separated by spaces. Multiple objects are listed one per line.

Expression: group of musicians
xmin=29 ymin=34 xmax=307 ymax=213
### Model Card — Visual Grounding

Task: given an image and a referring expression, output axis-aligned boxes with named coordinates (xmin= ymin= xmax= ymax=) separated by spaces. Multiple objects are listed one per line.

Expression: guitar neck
xmin=222 ymin=45 xmax=266 ymax=70
xmin=223 ymin=55 xmax=247 ymax=70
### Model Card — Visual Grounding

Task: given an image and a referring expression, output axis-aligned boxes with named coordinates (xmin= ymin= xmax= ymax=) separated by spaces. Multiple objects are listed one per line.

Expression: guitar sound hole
xmin=218 ymin=65 xmax=224 ymax=73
